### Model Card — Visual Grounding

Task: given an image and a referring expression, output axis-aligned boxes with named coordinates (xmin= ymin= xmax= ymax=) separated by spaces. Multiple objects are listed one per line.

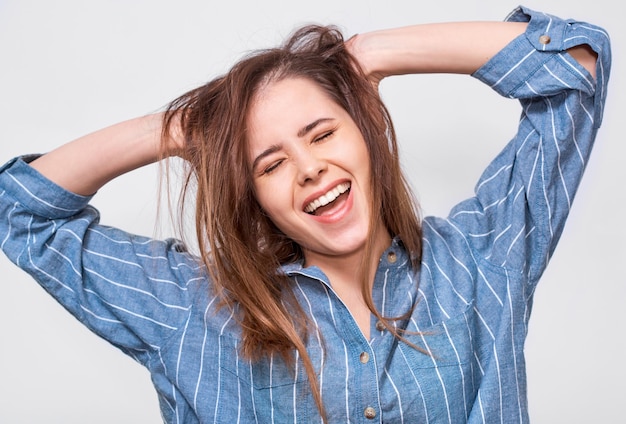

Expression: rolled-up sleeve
xmin=449 ymin=6 xmax=611 ymax=284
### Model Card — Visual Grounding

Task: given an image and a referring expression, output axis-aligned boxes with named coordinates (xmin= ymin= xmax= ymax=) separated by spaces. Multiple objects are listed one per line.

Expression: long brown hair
xmin=161 ymin=24 xmax=422 ymax=420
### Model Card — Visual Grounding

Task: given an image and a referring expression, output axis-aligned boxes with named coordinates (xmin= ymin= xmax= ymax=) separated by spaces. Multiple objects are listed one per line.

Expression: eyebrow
xmin=251 ymin=118 xmax=334 ymax=171
xmin=252 ymin=144 xmax=282 ymax=172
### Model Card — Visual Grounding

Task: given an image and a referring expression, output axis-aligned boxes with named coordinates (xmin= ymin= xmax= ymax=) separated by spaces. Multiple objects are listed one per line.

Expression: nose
xmin=296 ymin=150 xmax=327 ymax=185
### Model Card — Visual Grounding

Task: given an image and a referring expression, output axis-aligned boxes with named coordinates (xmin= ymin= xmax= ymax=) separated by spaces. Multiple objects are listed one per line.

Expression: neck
xmin=303 ymin=222 xmax=392 ymax=293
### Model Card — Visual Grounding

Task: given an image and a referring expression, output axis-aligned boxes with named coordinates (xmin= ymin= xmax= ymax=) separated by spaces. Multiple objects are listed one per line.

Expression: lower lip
xmin=309 ymin=189 xmax=353 ymax=224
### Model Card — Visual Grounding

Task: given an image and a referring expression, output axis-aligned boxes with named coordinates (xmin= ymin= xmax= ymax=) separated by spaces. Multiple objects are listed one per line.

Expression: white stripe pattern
xmin=0 ymin=6 xmax=610 ymax=424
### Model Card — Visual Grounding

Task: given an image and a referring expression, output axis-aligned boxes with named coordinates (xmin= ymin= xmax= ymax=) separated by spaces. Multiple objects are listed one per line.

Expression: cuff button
xmin=539 ymin=35 xmax=551 ymax=45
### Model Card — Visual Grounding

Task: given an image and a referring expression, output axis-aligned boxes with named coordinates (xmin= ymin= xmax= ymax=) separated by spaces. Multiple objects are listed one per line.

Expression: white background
xmin=0 ymin=0 xmax=623 ymax=422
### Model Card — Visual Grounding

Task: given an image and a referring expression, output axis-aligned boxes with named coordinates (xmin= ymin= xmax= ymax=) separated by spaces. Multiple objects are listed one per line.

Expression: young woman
xmin=0 ymin=5 xmax=610 ymax=424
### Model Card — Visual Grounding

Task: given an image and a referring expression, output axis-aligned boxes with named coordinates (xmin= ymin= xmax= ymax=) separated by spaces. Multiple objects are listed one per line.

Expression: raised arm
xmin=28 ymin=112 xmax=180 ymax=196
xmin=350 ymin=6 xmax=610 ymax=283
xmin=348 ymin=20 xmax=596 ymax=84
xmin=0 ymin=108 xmax=198 ymax=362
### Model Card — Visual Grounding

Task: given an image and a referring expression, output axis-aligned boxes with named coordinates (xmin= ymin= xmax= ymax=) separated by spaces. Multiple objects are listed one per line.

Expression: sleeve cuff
xmin=474 ymin=5 xmax=610 ymax=127
xmin=473 ymin=6 xmax=573 ymax=97
xmin=0 ymin=155 xmax=93 ymax=219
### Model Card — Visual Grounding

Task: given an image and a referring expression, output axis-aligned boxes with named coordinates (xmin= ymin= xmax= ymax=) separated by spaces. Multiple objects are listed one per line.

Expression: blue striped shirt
xmin=0 ymin=6 xmax=611 ymax=424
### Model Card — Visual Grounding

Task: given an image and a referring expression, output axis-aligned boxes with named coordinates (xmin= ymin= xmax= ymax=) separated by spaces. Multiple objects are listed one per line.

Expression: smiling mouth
xmin=304 ymin=182 xmax=351 ymax=215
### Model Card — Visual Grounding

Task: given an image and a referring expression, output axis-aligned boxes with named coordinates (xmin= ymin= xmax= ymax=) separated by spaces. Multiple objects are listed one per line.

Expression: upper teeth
xmin=305 ymin=182 xmax=351 ymax=214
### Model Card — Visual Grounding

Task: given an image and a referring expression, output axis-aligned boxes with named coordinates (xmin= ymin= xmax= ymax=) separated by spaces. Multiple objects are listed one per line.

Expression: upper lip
xmin=301 ymin=179 xmax=351 ymax=212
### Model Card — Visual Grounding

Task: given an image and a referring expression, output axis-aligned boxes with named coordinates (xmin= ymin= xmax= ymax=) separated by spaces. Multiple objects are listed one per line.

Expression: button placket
xmin=355 ymin=346 xmax=377 ymax=419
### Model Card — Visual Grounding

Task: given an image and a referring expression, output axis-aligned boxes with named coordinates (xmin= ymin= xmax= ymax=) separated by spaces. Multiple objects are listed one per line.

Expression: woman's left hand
xmin=345 ymin=32 xmax=387 ymax=90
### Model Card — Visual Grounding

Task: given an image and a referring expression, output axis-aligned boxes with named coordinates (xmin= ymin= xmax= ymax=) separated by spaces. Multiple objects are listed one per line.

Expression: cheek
xmin=254 ymin=180 xmax=291 ymax=224
xmin=345 ymin=138 xmax=371 ymax=178
xmin=253 ymin=183 xmax=271 ymax=213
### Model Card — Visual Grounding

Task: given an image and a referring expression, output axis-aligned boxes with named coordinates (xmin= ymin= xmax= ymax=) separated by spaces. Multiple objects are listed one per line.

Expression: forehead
xmin=247 ymin=77 xmax=345 ymax=140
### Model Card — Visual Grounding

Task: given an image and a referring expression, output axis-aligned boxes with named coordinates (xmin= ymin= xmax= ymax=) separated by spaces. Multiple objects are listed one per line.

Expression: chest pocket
xmin=218 ymin=334 xmax=310 ymax=422
xmin=393 ymin=301 xmax=479 ymax=422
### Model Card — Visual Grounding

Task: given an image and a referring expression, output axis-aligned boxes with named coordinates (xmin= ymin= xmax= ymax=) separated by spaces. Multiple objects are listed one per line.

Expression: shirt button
xmin=364 ymin=407 xmax=377 ymax=419
xmin=539 ymin=35 xmax=551 ymax=45
xmin=359 ymin=352 xmax=370 ymax=364
xmin=375 ymin=320 xmax=386 ymax=331
xmin=387 ymin=251 xmax=397 ymax=264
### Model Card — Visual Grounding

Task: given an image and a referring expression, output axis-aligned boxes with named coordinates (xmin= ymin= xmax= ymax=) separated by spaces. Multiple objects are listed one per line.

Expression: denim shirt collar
xmin=279 ymin=236 xmax=408 ymax=285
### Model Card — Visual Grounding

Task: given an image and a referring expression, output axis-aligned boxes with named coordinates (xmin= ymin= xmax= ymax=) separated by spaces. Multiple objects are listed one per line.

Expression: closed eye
xmin=313 ymin=130 xmax=335 ymax=143
xmin=263 ymin=159 xmax=284 ymax=175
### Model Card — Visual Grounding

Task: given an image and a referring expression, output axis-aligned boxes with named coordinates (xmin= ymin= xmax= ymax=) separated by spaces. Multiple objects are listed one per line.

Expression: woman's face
xmin=247 ymin=77 xmax=382 ymax=266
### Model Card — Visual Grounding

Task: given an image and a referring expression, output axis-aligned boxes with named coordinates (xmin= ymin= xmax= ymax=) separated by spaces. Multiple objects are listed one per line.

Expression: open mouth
xmin=304 ymin=182 xmax=351 ymax=216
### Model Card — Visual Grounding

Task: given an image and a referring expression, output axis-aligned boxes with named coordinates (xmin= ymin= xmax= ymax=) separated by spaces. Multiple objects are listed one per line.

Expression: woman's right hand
xmin=30 ymin=113 xmax=170 ymax=196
